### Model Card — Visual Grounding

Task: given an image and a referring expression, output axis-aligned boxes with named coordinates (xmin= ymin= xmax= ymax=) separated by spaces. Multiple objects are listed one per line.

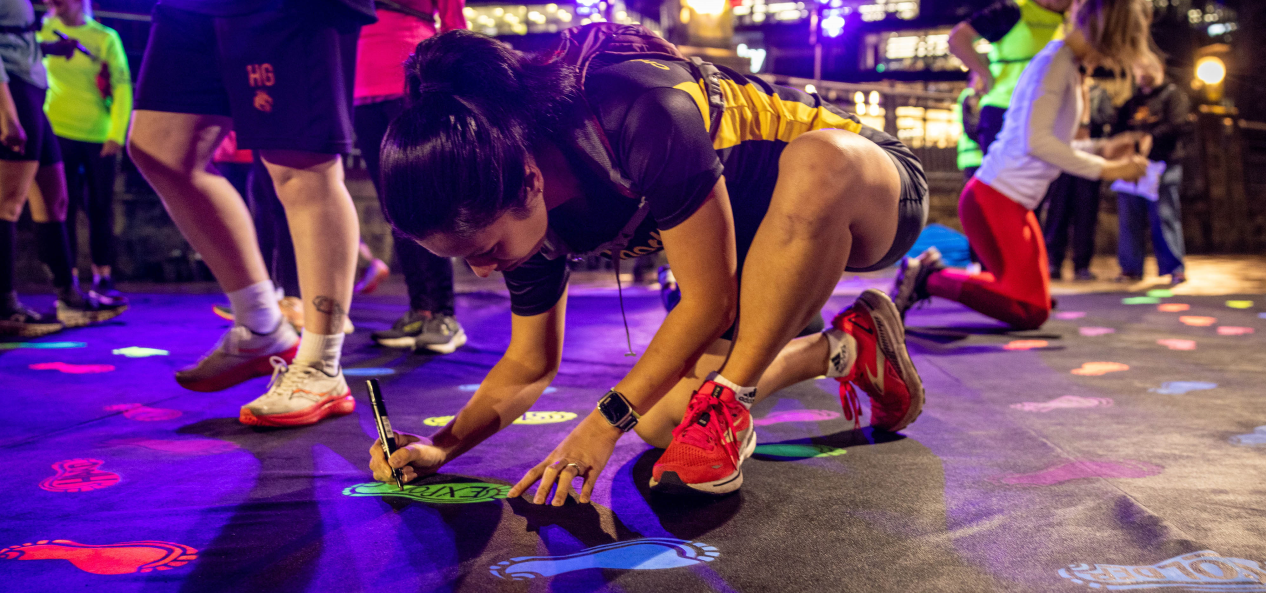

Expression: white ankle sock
xmin=709 ymin=372 xmax=758 ymax=409
xmin=295 ymin=330 xmax=343 ymax=375
xmin=823 ymin=328 xmax=857 ymax=378
xmin=227 ymin=280 xmax=283 ymax=334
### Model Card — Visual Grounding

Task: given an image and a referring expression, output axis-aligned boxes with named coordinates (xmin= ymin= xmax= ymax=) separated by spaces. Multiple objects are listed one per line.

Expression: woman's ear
xmin=524 ymin=159 xmax=545 ymax=200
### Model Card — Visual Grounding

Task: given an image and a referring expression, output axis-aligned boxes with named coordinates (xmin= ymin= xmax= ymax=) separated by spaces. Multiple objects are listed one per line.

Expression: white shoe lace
xmin=263 ymin=357 xmax=332 ymax=405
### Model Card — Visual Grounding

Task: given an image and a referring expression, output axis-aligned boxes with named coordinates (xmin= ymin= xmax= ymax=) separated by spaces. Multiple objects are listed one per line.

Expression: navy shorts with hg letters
xmin=134 ymin=3 xmax=358 ymax=155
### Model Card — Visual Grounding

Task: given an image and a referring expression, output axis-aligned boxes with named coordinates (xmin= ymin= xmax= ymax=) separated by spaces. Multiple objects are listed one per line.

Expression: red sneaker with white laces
xmin=650 ymin=379 xmax=756 ymax=495
xmin=830 ymin=288 xmax=924 ymax=432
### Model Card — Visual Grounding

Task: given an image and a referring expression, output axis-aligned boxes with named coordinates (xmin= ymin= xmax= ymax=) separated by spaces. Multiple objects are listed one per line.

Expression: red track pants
xmin=926 ymin=178 xmax=1051 ymax=330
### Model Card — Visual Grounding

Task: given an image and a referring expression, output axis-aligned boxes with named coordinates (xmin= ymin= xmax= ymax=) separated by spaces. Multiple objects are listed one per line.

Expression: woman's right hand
xmin=1102 ymin=155 xmax=1148 ymax=182
xmin=369 ymin=432 xmax=447 ymax=484
xmin=0 ymin=113 xmax=25 ymax=154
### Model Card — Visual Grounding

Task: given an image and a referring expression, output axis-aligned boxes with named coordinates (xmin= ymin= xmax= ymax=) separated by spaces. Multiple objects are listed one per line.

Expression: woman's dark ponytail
xmin=380 ymin=31 xmax=580 ymax=241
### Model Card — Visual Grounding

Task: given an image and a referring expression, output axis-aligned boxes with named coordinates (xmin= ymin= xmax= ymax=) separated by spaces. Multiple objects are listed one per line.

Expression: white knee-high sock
xmin=295 ymin=330 xmax=343 ymax=375
xmin=227 ymin=280 xmax=283 ymax=334
xmin=709 ymin=372 xmax=758 ymax=409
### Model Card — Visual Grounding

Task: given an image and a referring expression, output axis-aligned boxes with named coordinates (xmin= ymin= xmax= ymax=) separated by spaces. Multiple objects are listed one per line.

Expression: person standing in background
xmin=1115 ymin=53 xmax=1190 ymax=286
xmin=948 ymin=0 xmax=1071 ymax=157
xmin=0 ymin=0 xmax=125 ymax=336
xmin=38 ymin=0 xmax=130 ymax=299
xmin=1043 ymin=77 xmax=1115 ymax=281
xmin=356 ymin=0 xmax=469 ymax=354
xmin=955 ymin=71 xmax=984 ymax=182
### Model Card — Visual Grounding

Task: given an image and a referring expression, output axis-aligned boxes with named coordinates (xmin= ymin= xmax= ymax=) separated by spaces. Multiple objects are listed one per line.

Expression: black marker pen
xmin=367 ymin=379 xmax=404 ymax=490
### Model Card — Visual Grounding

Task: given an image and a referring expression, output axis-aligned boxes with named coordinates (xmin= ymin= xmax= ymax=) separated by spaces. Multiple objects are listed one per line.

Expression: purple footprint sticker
xmin=1230 ymin=427 xmax=1266 ymax=447
xmin=991 ymin=460 xmax=1163 ymax=486
xmin=1149 ymin=381 xmax=1217 ymax=395
xmin=752 ymin=409 xmax=840 ymax=426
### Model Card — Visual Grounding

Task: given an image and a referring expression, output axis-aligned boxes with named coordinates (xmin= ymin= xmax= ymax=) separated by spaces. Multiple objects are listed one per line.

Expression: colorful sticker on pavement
xmin=1079 ymin=327 xmax=1115 ymax=337
xmin=1149 ymin=381 xmax=1217 ymax=395
xmin=30 ymin=362 xmax=114 ymax=374
xmin=1010 ymin=395 xmax=1113 ymax=413
xmin=112 ymin=347 xmax=169 ymax=358
xmin=0 ymin=540 xmax=198 ymax=574
xmin=1058 ymin=550 xmax=1266 ymax=591
xmin=343 ymin=368 xmax=395 ymax=377
xmin=39 ymin=459 xmax=120 ymax=493
xmin=1146 ymin=289 xmax=1174 ymax=298
xmin=1054 ymin=312 xmax=1086 ymax=320
xmin=490 ymin=539 xmax=719 ymax=581
xmin=1230 ymin=426 xmax=1266 ymax=447
xmin=0 ymin=341 xmax=85 ymax=349
xmin=105 ymin=404 xmax=182 ymax=421
xmin=1179 ymin=316 xmax=1217 ymax=327
xmin=1122 ymin=297 xmax=1161 ymax=305
xmin=753 ymin=444 xmax=847 ymax=458
xmin=343 ymin=481 xmax=509 ymax=504
xmin=1217 ymin=326 xmax=1255 ymax=336
xmin=1157 ymin=339 xmax=1196 ymax=351
xmin=1226 ymin=300 xmax=1254 ymax=309
xmin=423 ymin=411 xmax=577 ymax=427
xmin=1071 ymin=362 xmax=1129 ymax=376
xmin=1157 ymin=303 xmax=1190 ymax=312
xmin=1003 ymin=340 xmax=1049 ymax=350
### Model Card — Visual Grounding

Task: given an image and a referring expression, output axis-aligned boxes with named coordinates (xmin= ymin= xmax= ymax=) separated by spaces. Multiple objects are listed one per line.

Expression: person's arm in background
xmin=1141 ymin=86 xmax=1191 ymax=159
xmin=1028 ymin=55 xmax=1143 ymax=181
xmin=100 ymin=27 xmax=131 ymax=157
xmin=0 ymin=74 xmax=27 ymax=153
xmin=948 ymin=1 xmax=1020 ymax=95
xmin=434 ymin=0 xmax=469 ymax=33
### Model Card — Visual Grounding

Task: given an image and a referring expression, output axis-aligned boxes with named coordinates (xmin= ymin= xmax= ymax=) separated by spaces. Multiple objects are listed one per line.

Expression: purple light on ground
xmin=105 ymin=438 xmax=239 ymax=455
xmin=752 ymin=409 xmax=841 ymax=426
xmin=991 ymin=460 xmax=1163 ymax=486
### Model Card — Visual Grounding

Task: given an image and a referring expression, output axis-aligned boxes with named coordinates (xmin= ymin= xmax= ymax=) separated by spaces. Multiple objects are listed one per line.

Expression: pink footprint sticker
xmin=104 ymin=404 xmax=182 ymax=422
xmin=1157 ymin=339 xmax=1196 ymax=351
xmin=105 ymin=438 xmax=238 ymax=456
xmin=1217 ymin=326 xmax=1255 ymax=336
xmin=1054 ymin=312 xmax=1086 ymax=320
xmin=1157 ymin=303 xmax=1190 ymax=312
xmin=1004 ymin=340 xmax=1048 ymax=350
xmin=1179 ymin=316 xmax=1216 ymax=327
xmin=30 ymin=362 xmax=114 ymax=374
xmin=991 ymin=459 xmax=1162 ymax=486
xmin=752 ymin=409 xmax=841 ymax=426
xmin=1078 ymin=327 xmax=1114 ymax=337
xmin=1071 ymin=362 xmax=1129 ymax=376
xmin=39 ymin=459 xmax=120 ymax=493
xmin=1010 ymin=395 xmax=1114 ymax=413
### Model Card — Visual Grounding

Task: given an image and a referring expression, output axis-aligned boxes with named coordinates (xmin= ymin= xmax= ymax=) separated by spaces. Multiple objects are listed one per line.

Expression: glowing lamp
xmin=683 ymin=0 xmax=727 ymax=16
xmin=1195 ymin=56 xmax=1225 ymax=86
xmin=821 ymin=13 xmax=845 ymax=38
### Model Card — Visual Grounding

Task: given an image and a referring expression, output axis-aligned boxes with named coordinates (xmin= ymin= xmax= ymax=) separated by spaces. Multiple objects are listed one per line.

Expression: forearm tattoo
xmin=312 ymin=296 xmax=345 ymax=332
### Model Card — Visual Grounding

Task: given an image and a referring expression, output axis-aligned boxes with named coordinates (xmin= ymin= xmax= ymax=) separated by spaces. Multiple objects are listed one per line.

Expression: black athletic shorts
xmin=134 ymin=3 xmax=357 ymax=155
xmin=0 ymin=77 xmax=61 ymax=166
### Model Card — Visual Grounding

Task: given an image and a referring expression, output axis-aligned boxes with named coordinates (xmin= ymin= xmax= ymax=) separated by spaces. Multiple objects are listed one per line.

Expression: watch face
xmin=601 ymin=392 xmax=632 ymax=422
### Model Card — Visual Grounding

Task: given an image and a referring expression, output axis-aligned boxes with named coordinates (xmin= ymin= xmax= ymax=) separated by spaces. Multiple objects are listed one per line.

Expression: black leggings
xmin=58 ymin=137 xmax=117 ymax=269
xmin=354 ymin=98 xmax=454 ymax=315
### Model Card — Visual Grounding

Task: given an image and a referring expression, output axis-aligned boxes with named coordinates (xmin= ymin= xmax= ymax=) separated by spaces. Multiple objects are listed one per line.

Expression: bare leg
xmin=260 ymin=150 xmax=358 ymax=336
xmin=717 ymin=130 xmax=902 ymax=386
xmin=0 ymin=160 xmax=38 ymax=222
xmin=27 ymin=163 xmax=68 ymax=223
xmin=127 ymin=111 xmax=269 ymax=292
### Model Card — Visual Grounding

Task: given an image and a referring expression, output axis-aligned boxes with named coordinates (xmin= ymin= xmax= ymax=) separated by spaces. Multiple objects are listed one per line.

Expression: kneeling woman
xmin=368 ymin=27 xmax=928 ymax=503
xmin=891 ymin=0 xmax=1153 ymax=329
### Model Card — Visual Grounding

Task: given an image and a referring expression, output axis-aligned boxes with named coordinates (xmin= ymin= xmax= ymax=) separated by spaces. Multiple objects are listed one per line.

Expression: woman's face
xmin=419 ymin=186 xmax=550 ymax=278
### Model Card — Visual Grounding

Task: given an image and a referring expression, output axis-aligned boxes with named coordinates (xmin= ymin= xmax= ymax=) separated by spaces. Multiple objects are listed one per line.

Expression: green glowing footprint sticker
xmin=343 ymin=481 xmax=510 ymax=504
xmin=753 ymin=444 xmax=847 ymax=459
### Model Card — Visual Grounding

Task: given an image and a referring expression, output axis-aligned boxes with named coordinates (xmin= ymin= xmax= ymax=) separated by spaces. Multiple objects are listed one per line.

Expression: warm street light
xmin=1195 ymin=55 xmax=1226 ymax=86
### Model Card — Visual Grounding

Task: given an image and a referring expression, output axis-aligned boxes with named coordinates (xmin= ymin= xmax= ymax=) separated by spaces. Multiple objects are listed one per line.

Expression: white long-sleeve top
xmin=976 ymin=40 xmax=1106 ymax=210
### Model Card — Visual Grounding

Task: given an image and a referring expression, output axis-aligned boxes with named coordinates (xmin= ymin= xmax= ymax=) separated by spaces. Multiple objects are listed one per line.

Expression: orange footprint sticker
xmin=1004 ymin=340 xmax=1049 ymax=350
xmin=1157 ymin=303 xmax=1189 ymax=312
xmin=1157 ymin=339 xmax=1196 ymax=351
xmin=39 ymin=459 xmax=120 ymax=493
xmin=1071 ymin=362 xmax=1129 ymax=376
xmin=0 ymin=540 xmax=197 ymax=574
xmin=1179 ymin=316 xmax=1216 ymax=327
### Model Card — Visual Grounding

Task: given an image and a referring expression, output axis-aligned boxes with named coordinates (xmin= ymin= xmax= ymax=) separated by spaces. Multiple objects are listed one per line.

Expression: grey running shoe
xmin=889 ymin=247 xmax=945 ymax=319
xmin=239 ymin=358 xmax=353 ymax=427
xmin=176 ymin=322 xmax=299 ymax=392
xmin=56 ymin=287 xmax=127 ymax=328
xmin=372 ymin=311 xmax=467 ymax=354
xmin=0 ymin=302 xmax=64 ymax=337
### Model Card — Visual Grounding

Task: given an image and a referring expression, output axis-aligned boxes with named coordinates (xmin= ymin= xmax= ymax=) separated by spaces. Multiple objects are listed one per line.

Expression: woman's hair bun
xmin=405 ymin=30 xmax=525 ymax=105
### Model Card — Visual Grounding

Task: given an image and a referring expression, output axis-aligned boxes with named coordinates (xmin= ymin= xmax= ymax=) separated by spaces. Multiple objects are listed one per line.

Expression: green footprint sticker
xmin=753 ymin=444 xmax=847 ymax=459
xmin=343 ymin=481 xmax=510 ymax=504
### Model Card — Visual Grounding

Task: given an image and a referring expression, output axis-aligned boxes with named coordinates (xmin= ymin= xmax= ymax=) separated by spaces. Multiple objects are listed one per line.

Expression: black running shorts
xmin=0 ymin=77 xmax=61 ymax=166
xmin=134 ymin=3 xmax=357 ymax=155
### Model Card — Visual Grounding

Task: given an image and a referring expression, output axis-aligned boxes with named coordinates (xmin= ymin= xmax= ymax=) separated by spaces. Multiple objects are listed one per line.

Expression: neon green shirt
xmin=37 ymin=15 xmax=132 ymax=145
xmin=976 ymin=0 xmax=1064 ymax=109
xmin=954 ymin=88 xmax=983 ymax=170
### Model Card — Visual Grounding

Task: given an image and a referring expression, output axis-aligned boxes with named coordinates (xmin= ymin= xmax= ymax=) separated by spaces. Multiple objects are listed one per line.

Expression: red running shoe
xmin=832 ymin=288 xmax=924 ymax=432
xmin=651 ymin=379 xmax=755 ymax=495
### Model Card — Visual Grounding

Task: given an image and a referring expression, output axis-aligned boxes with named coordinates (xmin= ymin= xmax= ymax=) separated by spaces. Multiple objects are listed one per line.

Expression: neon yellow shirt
xmin=37 ymin=15 xmax=132 ymax=145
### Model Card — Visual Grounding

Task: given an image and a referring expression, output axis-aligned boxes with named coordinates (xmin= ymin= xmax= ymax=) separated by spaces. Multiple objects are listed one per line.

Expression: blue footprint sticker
xmin=489 ymin=538 xmax=719 ymax=581
xmin=1230 ymin=426 xmax=1266 ymax=446
xmin=1149 ymin=381 xmax=1218 ymax=395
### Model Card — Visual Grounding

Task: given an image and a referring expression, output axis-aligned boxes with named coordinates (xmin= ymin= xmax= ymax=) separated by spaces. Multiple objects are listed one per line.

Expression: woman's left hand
xmin=509 ymin=411 xmax=623 ymax=506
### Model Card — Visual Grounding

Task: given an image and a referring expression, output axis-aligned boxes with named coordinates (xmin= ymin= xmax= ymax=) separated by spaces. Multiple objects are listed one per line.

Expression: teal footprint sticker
xmin=343 ymin=481 xmax=509 ymax=504
xmin=343 ymin=368 xmax=395 ymax=377
xmin=489 ymin=538 xmax=719 ymax=581
xmin=0 ymin=341 xmax=85 ymax=350
xmin=1149 ymin=381 xmax=1217 ymax=395
xmin=753 ymin=444 xmax=847 ymax=459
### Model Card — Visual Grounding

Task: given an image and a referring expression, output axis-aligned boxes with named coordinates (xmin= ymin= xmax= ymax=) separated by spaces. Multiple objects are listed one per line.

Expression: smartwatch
xmin=596 ymin=390 xmax=639 ymax=432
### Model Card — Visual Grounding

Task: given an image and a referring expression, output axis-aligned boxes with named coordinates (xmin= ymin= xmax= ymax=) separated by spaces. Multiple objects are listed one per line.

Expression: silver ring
xmin=565 ymin=463 xmax=582 ymax=471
